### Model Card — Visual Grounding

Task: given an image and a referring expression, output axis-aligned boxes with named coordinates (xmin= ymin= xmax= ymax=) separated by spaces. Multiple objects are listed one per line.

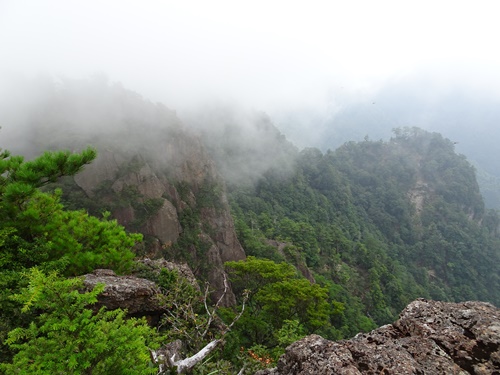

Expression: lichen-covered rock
xmin=258 ymin=299 xmax=500 ymax=375
xmin=83 ymin=269 xmax=163 ymax=316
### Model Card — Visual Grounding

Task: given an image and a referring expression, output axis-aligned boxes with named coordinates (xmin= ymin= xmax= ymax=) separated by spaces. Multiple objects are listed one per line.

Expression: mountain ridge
xmin=1 ymin=77 xmax=499 ymax=372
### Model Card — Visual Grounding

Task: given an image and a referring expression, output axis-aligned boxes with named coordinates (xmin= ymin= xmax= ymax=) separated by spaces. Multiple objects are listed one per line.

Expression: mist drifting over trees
xmin=1 ymin=1 xmax=500 ymax=373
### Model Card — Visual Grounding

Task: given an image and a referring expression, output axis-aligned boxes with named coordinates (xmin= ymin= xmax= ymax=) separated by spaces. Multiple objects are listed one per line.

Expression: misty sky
xmin=2 ymin=0 xmax=500 ymax=115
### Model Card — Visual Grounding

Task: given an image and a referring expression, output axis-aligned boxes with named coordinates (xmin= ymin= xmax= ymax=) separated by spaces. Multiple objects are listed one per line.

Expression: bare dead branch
xmin=201 ymin=273 xmax=230 ymax=338
xmin=224 ymin=289 xmax=249 ymax=334
xmin=154 ymin=278 xmax=249 ymax=374
xmin=173 ymin=339 xmax=222 ymax=373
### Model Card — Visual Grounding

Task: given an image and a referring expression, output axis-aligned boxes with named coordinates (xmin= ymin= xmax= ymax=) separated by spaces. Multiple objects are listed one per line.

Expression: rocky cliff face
xmin=258 ymin=299 xmax=500 ymax=375
xmin=72 ymin=127 xmax=245 ymax=305
xmin=12 ymin=78 xmax=246 ymax=305
xmin=75 ymin=128 xmax=245 ymax=304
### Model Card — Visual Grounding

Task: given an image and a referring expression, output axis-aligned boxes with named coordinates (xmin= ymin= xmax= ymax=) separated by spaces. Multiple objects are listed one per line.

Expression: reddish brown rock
xmin=257 ymin=299 xmax=500 ymax=375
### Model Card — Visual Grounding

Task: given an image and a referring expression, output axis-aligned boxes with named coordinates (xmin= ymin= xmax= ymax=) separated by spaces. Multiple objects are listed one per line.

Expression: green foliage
xmin=171 ymin=206 xmax=213 ymax=277
xmin=134 ymin=264 xmax=250 ymax=374
xmin=256 ymin=279 xmax=329 ymax=331
xmin=226 ymin=257 xmax=297 ymax=294
xmin=225 ymin=257 xmax=331 ymax=353
xmin=12 ymin=190 xmax=140 ymax=275
xmin=0 ymin=147 xmax=96 ymax=215
xmin=191 ymin=358 xmax=234 ymax=375
xmin=228 ymin=128 xmax=500 ymax=331
xmin=197 ymin=179 xmax=224 ymax=211
xmin=0 ymin=146 xmax=143 ymax=364
xmin=1 ymin=189 xmax=139 ymax=276
xmin=0 ymin=147 xmax=140 ymax=276
xmin=232 ymin=212 xmax=284 ymax=262
xmin=1 ymin=269 xmax=157 ymax=375
xmin=274 ymin=319 xmax=306 ymax=348
xmin=2 ymin=123 xmax=498 ymax=372
xmin=169 ymin=178 xmax=229 ymax=278
xmin=141 ymin=267 xmax=219 ymax=356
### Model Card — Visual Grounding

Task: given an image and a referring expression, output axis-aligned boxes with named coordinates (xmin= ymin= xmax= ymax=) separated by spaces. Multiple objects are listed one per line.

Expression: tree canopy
xmin=228 ymin=128 xmax=500 ymax=329
xmin=2 ymin=269 xmax=157 ymax=375
xmin=0 ymin=146 xmax=142 ymax=364
xmin=0 ymin=146 xmax=140 ymax=276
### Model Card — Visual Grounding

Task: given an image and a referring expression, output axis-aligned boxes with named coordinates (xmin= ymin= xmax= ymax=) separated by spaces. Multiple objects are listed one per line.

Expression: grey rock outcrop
xmin=74 ymin=150 xmax=183 ymax=248
xmin=83 ymin=260 xmax=202 ymax=321
xmin=83 ymin=269 xmax=163 ymax=316
xmin=258 ymin=299 xmax=500 ymax=375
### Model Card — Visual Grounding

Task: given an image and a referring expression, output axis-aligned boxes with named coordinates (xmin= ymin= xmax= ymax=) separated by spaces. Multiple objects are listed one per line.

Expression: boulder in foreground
xmin=258 ymin=299 xmax=499 ymax=374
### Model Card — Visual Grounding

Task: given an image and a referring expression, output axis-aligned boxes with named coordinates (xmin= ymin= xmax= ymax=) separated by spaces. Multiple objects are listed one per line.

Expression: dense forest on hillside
xmin=1 ymin=79 xmax=499 ymax=373
xmin=292 ymin=80 xmax=500 ymax=210
xmin=227 ymin=127 xmax=500 ymax=331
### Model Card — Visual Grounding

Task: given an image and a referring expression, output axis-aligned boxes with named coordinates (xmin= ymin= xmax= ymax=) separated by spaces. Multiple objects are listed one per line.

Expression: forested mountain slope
xmin=3 ymin=78 xmax=499 ymax=322
xmin=227 ymin=127 xmax=500 ymax=327
xmin=291 ymin=79 xmax=500 ymax=210
xmin=1 ymin=78 xmax=499 ymax=372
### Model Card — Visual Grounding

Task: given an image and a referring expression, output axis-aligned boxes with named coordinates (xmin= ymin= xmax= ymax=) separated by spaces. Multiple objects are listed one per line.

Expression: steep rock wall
xmin=74 ymin=133 xmax=246 ymax=305
xmin=14 ymin=78 xmax=247 ymax=306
